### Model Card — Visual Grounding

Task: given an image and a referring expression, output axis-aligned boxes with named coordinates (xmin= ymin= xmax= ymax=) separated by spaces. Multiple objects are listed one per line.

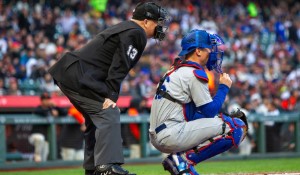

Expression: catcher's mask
xmin=178 ymin=29 xmax=225 ymax=73
xmin=132 ymin=2 xmax=170 ymax=41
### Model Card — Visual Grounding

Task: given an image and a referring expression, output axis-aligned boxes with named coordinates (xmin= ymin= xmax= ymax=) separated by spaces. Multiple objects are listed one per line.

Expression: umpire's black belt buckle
xmin=155 ymin=123 xmax=167 ymax=134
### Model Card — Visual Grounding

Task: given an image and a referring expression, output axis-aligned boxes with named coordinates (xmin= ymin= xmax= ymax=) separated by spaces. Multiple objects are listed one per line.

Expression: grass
xmin=0 ymin=158 xmax=300 ymax=175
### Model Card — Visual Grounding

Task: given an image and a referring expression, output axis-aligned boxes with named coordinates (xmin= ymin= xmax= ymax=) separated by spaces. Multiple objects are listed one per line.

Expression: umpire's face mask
xmin=154 ymin=18 xmax=169 ymax=41
xmin=153 ymin=7 xmax=170 ymax=41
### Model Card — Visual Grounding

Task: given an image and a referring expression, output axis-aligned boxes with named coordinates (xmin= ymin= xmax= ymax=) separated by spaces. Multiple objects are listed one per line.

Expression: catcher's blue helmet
xmin=179 ymin=29 xmax=225 ymax=73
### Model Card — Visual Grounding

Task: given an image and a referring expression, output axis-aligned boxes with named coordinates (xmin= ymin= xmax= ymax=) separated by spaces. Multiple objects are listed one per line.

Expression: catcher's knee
xmin=221 ymin=113 xmax=248 ymax=146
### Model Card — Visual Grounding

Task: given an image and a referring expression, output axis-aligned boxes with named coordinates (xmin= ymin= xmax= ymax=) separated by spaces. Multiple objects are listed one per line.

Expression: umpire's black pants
xmin=57 ymin=82 xmax=124 ymax=170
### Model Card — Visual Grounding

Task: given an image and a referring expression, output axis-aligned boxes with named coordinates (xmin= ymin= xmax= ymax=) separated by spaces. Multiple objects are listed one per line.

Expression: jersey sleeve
xmin=189 ymin=75 xmax=212 ymax=107
xmin=105 ymin=28 xmax=147 ymax=101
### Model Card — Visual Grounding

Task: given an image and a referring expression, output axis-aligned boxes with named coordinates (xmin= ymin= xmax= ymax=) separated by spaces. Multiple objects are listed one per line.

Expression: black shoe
xmin=96 ymin=164 xmax=136 ymax=175
xmin=162 ymin=155 xmax=179 ymax=175
xmin=85 ymin=169 xmax=96 ymax=175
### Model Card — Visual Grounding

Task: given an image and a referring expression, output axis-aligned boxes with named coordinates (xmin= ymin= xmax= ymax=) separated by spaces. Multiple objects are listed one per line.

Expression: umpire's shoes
xmin=96 ymin=164 xmax=136 ymax=175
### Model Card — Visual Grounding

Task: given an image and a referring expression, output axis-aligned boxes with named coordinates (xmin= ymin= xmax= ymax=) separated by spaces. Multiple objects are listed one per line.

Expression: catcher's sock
xmin=162 ymin=153 xmax=199 ymax=175
xmin=174 ymin=153 xmax=200 ymax=175
xmin=174 ymin=153 xmax=191 ymax=174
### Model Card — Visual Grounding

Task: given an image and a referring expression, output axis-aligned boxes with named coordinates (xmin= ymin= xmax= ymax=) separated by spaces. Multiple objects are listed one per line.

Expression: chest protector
xmin=156 ymin=58 xmax=209 ymax=104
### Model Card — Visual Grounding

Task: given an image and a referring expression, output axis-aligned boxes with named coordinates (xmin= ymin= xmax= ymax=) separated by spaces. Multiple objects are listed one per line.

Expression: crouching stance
xmin=149 ymin=30 xmax=248 ymax=175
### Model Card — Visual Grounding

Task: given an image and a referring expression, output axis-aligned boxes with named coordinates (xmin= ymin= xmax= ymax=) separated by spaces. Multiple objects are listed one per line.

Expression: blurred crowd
xmin=0 ymin=0 xmax=299 ymax=111
xmin=0 ymin=0 xmax=300 ymax=154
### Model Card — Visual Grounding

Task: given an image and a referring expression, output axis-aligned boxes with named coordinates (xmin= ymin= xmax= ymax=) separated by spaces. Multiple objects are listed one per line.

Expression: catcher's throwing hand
xmin=103 ymin=98 xmax=116 ymax=109
xmin=219 ymin=73 xmax=232 ymax=88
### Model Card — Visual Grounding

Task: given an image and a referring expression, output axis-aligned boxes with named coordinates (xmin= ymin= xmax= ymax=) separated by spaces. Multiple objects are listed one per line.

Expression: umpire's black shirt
xmin=49 ymin=21 xmax=147 ymax=102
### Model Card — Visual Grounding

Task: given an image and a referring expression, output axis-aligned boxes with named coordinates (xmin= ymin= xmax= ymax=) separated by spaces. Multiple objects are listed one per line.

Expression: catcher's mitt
xmin=228 ymin=108 xmax=249 ymax=141
xmin=229 ymin=108 xmax=248 ymax=131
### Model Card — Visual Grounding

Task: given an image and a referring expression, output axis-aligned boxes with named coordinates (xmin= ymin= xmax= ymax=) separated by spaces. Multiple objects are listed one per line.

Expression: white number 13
xmin=127 ymin=45 xmax=138 ymax=60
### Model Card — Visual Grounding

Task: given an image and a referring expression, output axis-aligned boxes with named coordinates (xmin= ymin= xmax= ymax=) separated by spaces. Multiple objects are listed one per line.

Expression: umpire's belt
xmin=155 ymin=123 xmax=167 ymax=134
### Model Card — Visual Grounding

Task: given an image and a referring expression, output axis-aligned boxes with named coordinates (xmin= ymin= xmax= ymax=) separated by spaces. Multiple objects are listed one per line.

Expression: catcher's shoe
xmin=162 ymin=153 xmax=199 ymax=175
xmin=162 ymin=154 xmax=179 ymax=175
xmin=96 ymin=164 xmax=136 ymax=175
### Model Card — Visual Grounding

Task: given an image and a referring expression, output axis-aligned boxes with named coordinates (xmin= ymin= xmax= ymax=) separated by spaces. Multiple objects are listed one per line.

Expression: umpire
xmin=48 ymin=2 xmax=169 ymax=175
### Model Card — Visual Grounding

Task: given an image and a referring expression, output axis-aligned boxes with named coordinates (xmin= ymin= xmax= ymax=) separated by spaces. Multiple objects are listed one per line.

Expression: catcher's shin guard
xmin=162 ymin=153 xmax=199 ymax=175
xmin=184 ymin=114 xmax=247 ymax=164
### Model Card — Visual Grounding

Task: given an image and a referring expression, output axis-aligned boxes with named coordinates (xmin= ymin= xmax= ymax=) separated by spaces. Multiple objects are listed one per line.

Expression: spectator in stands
xmin=264 ymin=100 xmax=281 ymax=153
xmin=29 ymin=91 xmax=67 ymax=162
xmin=30 ymin=59 xmax=47 ymax=81
xmin=136 ymin=68 xmax=155 ymax=99
xmin=119 ymin=80 xmax=131 ymax=96
xmin=39 ymin=72 xmax=60 ymax=95
xmin=25 ymin=49 xmax=38 ymax=78
xmin=57 ymin=7 xmax=77 ymax=41
xmin=7 ymin=78 xmax=22 ymax=95
xmin=280 ymin=122 xmax=295 ymax=152
xmin=0 ymin=78 xmax=7 ymax=95
xmin=121 ymin=98 xmax=142 ymax=159
xmin=59 ymin=105 xmax=85 ymax=161
xmin=281 ymin=89 xmax=299 ymax=112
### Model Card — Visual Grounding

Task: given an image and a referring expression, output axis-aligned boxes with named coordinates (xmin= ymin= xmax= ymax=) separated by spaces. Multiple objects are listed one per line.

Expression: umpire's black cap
xmin=132 ymin=2 xmax=168 ymax=21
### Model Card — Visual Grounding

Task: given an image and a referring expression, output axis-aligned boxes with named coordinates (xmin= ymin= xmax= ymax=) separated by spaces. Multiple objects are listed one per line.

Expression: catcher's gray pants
xmin=150 ymin=117 xmax=230 ymax=153
xmin=57 ymin=83 xmax=123 ymax=170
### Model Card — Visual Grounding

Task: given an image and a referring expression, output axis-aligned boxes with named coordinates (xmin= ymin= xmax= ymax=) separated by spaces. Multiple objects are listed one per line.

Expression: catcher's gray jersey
xmin=149 ymin=66 xmax=227 ymax=153
xmin=150 ymin=66 xmax=212 ymax=131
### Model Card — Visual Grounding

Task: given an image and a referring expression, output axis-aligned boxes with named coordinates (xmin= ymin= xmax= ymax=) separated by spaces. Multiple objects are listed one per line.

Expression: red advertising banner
xmin=0 ymin=96 xmax=134 ymax=109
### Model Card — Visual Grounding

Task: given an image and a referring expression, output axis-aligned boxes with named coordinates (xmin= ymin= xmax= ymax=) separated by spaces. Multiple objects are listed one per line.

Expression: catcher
xmin=149 ymin=29 xmax=248 ymax=175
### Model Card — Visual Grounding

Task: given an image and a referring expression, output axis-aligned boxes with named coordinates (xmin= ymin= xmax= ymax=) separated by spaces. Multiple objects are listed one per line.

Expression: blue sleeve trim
xmin=193 ymin=70 xmax=208 ymax=82
xmin=197 ymin=84 xmax=229 ymax=117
